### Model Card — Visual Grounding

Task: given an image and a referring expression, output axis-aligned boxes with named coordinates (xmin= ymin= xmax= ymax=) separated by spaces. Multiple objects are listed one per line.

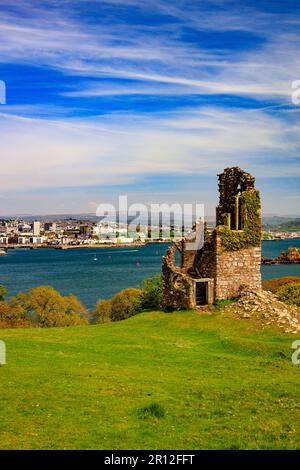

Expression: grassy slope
xmin=0 ymin=310 xmax=299 ymax=450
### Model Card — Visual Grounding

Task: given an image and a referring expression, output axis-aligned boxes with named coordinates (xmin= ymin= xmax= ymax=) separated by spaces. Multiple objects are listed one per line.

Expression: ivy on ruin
xmin=218 ymin=189 xmax=261 ymax=251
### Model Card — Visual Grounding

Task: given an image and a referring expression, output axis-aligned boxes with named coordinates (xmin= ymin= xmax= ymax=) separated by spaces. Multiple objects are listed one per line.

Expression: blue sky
xmin=0 ymin=0 xmax=299 ymax=215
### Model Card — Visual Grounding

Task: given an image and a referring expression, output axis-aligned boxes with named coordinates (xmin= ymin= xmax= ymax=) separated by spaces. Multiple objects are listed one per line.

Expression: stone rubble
xmin=225 ymin=287 xmax=300 ymax=334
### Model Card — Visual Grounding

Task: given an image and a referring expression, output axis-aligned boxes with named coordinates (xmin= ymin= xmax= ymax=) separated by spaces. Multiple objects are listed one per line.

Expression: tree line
xmin=0 ymin=275 xmax=163 ymax=328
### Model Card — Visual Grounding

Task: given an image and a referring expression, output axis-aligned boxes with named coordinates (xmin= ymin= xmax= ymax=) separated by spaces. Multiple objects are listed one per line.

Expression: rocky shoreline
xmin=262 ymin=247 xmax=300 ymax=265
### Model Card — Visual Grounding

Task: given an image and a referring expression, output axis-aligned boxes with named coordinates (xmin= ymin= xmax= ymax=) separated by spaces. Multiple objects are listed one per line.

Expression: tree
xmin=109 ymin=288 xmax=142 ymax=322
xmin=64 ymin=294 xmax=90 ymax=322
xmin=0 ymin=300 xmax=33 ymax=328
xmin=93 ymin=299 xmax=112 ymax=324
xmin=10 ymin=286 xmax=89 ymax=327
xmin=139 ymin=275 xmax=163 ymax=310
xmin=0 ymin=285 xmax=7 ymax=301
xmin=93 ymin=276 xmax=165 ymax=324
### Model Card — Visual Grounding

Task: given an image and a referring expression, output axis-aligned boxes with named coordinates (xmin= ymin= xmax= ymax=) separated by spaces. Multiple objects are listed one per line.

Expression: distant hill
xmin=263 ymin=217 xmax=300 ymax=231
xmin=2 ymin=213 xmax=300 ymax=230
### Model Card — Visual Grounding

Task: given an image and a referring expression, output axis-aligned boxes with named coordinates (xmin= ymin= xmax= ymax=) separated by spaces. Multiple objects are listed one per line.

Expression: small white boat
xmin=93 ymin=255 xmax=98 ymax=261
xmin=0 ymin=249 xmax=6 ymax=256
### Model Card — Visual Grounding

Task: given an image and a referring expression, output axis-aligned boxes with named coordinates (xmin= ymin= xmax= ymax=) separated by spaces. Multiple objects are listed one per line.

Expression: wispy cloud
xmin=0 ymin=105 xmax=299 ymax=194
xmin=0 ymin=0 xmax=299 ymax=101
xmin=0 ymin=0 xmax=299 ymax=213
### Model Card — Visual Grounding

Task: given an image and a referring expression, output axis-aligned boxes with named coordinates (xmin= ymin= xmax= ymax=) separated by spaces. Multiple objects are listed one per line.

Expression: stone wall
xmin=216 ymin=167 xmax=255 ymax=226
xmin=189 ymin=230 xmax=216 ymax=279
xmin=162 ymin=245 xmax=196 ymax=310
xmin=215 ymin=234 xmax=261 ymax=299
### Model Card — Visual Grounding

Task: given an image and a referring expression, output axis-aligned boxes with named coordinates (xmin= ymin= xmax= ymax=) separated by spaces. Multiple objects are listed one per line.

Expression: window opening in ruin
xmin=238 ymin=195 xmax=243 ymax=230
xmin=230 ymin=205 xmax=235 ymax=230
xmin=174 ymin=248 xmax=181 ymax=267
xmin=230 ymin=194 xmax=242 ymax=230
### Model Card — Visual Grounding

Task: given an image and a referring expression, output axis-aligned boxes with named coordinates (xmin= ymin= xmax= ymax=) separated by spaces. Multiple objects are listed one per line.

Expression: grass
xmin=136 ymin=402 xmax=165 ymax=419
xmin=0 ymin=309 xmax=299 ymax=450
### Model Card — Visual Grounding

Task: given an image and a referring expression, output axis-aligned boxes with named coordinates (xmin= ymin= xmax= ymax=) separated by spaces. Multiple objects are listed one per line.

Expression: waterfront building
xmin=32 ymin=221 xmax=41 ymax=236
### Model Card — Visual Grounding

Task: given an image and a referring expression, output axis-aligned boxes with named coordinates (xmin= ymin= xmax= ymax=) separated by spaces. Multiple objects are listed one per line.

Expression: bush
xmin=10 ymin=286 xmax=89 ymax=327
xmin=0 ymin=285 xmax=7 ymax=301
xmin=139 ymin=274 xmax=163 ymax=310
xmin=93 ymin=299 xmax=112 ymax=324
xmin=262 ymin=276 xmax=300 ymax=294
xmin=93 ymin=275 xmax=165 ymax=323
xmin=109 ymin=288 xmax=142 ymax=322
xmin=276 ymin=282 xmax=300 ymax=307
xmin=93 ymin=288 xmax=142 ymax=324
xmin=0 ymin=300 xmax=33 ymax=328
xmin=94 ymin=278 xmax=164 ymax=323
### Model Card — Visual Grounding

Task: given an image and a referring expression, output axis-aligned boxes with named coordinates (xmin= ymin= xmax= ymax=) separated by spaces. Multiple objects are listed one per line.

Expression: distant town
xmin=262 ymin=231 xmax=300 ymax=240
xmin=0 ymin=216 xmax=299 ymax=251
xmin=0 ymin=217 xmax=185 ymax=250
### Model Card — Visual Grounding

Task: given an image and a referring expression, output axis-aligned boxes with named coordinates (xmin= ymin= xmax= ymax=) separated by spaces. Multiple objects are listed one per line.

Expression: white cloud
xmin=0 ymin=0 xmax=299 ymax=102
xmin=0 ymin=105 xmax=299 ymax=194
xmin=0 ymin=1 xmax=299 ymax=214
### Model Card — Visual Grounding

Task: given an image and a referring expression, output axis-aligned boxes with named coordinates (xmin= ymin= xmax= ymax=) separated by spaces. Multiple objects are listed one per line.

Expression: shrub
xmin=109 ymin=288 xmax=142 ymax=322
xmin=64 ymin=294 xmax=90 ymax=323
xmin=10 ymin=286 xmax=89 ymax=327
xmin=0 ymin=285 xmax=7 ymax=301
xmin=93 ymin=299 xmax=112 ymax=324
xmin=276 ymin=282 xmax=300 ymax=307
xmin=139 ymin=274 xmax=163 ymax=310
xmin=0 ymin=300 xmax=33 ymax=328
xmin=93 ymin=275 xmax=164 ymax=323
xmin=262 ymin=276 xmax=300 ymax=294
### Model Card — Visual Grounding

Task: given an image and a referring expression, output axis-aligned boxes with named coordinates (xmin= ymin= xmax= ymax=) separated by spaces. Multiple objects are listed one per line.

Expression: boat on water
xmin=0 ymin=249 xmax=6 ymax=256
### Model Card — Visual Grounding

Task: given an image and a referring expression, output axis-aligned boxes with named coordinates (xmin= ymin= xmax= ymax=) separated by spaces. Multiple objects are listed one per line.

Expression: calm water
xmin=261 ymin=238 xmax=300 ymax=282
xmin=1 ymin=239 xmax=299 ymax=309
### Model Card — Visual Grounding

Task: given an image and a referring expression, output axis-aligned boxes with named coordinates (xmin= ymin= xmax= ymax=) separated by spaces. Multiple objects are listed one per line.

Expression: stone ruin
xmin=225 ymin=286 xmax=300 ymax=334
xmin=162 ymin=167 xmax=262 ymax=309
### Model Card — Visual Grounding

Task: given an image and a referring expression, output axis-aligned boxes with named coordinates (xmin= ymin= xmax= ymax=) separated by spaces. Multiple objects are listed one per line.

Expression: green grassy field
xmin=0 ymin=310 xmax=299 ymax=450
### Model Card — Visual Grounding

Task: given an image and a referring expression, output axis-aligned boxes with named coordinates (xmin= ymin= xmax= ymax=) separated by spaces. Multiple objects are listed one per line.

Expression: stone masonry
xmin=162 ymin=167 xmax=262 ymax=309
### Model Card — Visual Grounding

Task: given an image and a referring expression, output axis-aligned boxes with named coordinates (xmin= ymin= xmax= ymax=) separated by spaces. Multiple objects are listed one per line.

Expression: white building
xmin=111 ymin=236 xmax=134 ymax=244
xmin=30 ymin=236 xmax=44 ymax=244
xmin=32 ymin=221 xmax=41 ymax=236
xmin=93 ymin=225 xmax=128 ymax=237
xmin=17 ymin=236 xmax=44 ymax=244
xmin=18 ymin=237 xmax=30 ymax=244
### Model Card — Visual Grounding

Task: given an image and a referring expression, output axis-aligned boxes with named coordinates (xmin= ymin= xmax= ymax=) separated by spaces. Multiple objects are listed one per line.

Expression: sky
xmin=0 ymin=0 xmax=299 ymax=216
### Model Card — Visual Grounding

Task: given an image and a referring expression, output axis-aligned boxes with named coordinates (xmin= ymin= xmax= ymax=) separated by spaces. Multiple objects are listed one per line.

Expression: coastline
xmin=0 ymin=240 xmax=172 ymax=251
xmin=1 ymin=239 xmax=299 ymax=309
xmin=0 ymin=242 xmax=145 ymax=250
xmin=1 ymin=236 xmax=300 ymax=251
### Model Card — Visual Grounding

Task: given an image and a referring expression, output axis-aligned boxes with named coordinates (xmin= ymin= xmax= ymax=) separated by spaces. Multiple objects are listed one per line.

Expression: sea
xmin=1 ymin=239 xmax=299 ymax=309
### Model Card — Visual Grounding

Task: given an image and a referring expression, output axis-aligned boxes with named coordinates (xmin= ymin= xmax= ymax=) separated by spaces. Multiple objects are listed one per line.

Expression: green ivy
xmin=217 ymin=189 xmax=261 ymax=251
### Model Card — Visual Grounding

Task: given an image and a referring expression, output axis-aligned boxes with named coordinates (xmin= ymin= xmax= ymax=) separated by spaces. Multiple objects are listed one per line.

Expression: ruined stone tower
xmin=162 ymin=167 xmax=262 ymax=309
